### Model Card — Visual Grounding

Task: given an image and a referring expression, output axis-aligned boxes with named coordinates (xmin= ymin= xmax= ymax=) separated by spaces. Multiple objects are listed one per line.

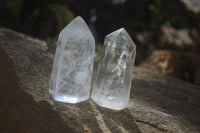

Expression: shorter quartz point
xmin=91 ymin=28 xmax=136 ymax=110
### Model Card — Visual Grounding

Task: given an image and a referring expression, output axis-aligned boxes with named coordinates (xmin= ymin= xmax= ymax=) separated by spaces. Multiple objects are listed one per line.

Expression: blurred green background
xmin=0 ymin=0 xmax=200 ymax=85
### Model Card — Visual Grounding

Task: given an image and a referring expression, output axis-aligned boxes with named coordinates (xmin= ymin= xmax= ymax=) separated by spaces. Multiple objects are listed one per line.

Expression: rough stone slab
xmin=0 ymin=28 xmax=200 ymax=133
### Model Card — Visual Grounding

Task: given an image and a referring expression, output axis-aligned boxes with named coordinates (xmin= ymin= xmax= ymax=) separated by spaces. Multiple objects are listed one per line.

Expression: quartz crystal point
xmin=49 ymin=16 xmax=95 ymax=103
xmin=92 ymin=28 xmax=136 ymax=110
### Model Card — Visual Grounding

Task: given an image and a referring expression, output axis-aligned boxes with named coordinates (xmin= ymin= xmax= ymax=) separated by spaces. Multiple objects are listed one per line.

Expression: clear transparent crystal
xmin=91 ymin=28 xmax=136 ymax=110
xmin=49 ymin=16 xmax=95 ymax=103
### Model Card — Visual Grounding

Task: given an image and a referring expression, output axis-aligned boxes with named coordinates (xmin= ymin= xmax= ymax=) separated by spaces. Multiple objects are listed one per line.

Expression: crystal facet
xmin=91 ymin=28 xmax=136 ymax=110
xmin=49 ymin=16 xmax=95 ymax=103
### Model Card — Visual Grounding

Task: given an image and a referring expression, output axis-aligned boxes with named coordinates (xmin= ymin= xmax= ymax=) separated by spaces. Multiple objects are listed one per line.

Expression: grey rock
xmin=181 ymin=0 xmax=200 ymax=13
xmin=0 ymin=28 xmax=200 ymax=133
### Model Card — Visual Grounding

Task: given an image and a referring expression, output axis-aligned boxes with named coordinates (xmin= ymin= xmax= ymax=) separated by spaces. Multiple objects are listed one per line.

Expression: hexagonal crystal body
xmin=91 ymin=28 xmax=136 ymax=110
xmin=49 ymin=16 xmax=95 ymax=103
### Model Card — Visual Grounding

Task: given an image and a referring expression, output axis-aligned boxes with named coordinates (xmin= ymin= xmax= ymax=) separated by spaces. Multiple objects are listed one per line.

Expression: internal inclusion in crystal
xmin=49 ymin=16 xmax=95 ymax=103
xmin=91 ymin=28 xmax=136 ymax=110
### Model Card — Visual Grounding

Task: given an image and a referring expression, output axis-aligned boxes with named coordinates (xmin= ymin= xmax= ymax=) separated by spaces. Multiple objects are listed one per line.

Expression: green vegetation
xmin=0 ymin=0 xmax=74 ymax=41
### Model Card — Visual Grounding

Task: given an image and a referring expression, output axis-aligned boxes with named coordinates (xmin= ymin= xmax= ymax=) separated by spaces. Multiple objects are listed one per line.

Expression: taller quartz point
xmin=49 ymin=16 xmax=95 ymax=103
xmin=91 ymin=28 xmax=136 ymax=110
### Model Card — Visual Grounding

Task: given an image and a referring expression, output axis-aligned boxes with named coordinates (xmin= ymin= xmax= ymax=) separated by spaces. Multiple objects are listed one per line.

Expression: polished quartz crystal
xmin=49 ymin=16 xmax=95 ymax=103
xmin=91 ymin=28 xmax=136 ymax=110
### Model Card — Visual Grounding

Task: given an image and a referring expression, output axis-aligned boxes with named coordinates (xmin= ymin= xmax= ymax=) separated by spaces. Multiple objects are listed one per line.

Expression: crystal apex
xmin=106 ymin=27 xmax=136 ymax=47
xmin=73 ymin=16 xmax=85 ymax=23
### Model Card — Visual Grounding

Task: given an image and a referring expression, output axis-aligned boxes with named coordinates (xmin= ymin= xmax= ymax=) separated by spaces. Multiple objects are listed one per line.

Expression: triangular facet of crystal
xmin=92 ymin=28 xmax=136 ymax=110
xmin=49 ymin=16 xmax=95 ymax=103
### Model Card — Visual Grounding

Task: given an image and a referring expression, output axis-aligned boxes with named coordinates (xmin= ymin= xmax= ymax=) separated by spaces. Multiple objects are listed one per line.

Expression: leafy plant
xmin=0 ymin=0 xmax=74 ymax=40
xmin=2 ymin=0 xmax=22 ymax=16
xmin=48 ymin=4 xmax=73 ymax=34
xmin=148 ymin=0 xmax=163 ymax=29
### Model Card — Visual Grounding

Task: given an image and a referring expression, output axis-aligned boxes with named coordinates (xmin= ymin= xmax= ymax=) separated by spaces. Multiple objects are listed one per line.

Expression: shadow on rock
xmin=131 ymin=77 xmax=200 ymax=131
xmin=0 ymin=48 xmax=74 ymax=133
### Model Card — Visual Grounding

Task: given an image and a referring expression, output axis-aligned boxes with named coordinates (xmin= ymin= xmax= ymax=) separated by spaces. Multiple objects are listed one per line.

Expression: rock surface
xmin=141 ymin=50 xmax=200 ymax=85
xmin=161 ymin=26 xmax=199 ymax=51
xmin=181 ymin=0 xmax=200 ymax=13
xmin=0 ymin=28 xmax=200 ymax=133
